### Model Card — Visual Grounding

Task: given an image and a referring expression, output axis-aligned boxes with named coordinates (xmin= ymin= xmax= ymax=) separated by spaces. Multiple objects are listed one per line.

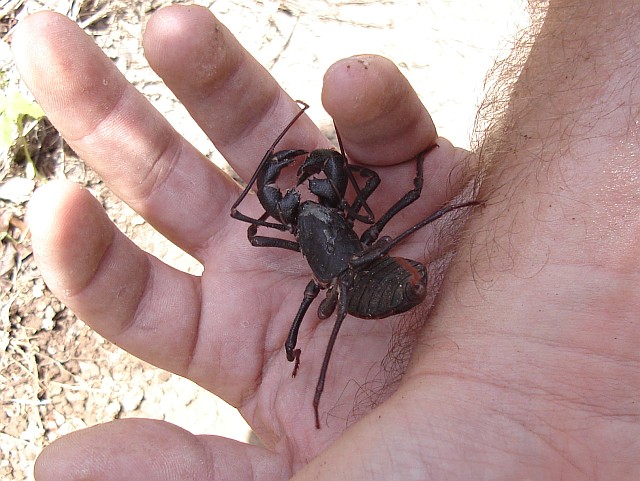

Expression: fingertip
xmin=12 ymin=10 xmax=128 ymax=143
xmin=12 ymin=11 xmax=71 ymax=92
xmin=11 ymin=10 xmax=67 ymax=57
xmin=28 ymin=180 xmax=114 ymax=297
xmin=322 ymin=54 xmax=436 ymax=165
xmin=323 ymin=55 xmax=402 ymax=124
xmin=144 ymin=4 xmax=235 ymax=92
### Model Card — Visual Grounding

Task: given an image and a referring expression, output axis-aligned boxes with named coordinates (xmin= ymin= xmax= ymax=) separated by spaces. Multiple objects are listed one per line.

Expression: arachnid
xmin=230 ymin=101 xmax=477 ymax=428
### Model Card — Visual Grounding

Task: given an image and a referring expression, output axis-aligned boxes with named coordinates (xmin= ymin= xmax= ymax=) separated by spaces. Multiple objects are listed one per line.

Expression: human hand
xmin=14 ymin=5 xmax=473 ymax=478
xmin=15 ymin=1 xmax=640 ymax=479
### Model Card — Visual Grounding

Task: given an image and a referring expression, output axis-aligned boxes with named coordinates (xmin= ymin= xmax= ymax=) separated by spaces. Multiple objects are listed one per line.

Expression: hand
xmin=14 ymin=2 xmax=640 ymax=480
xmin=14 ymin=5 xmax=470 ymax=478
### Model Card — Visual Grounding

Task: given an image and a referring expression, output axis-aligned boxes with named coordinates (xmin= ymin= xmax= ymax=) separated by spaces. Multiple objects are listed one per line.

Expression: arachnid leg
xmin=286 ymin=280 xmax=321 ymax=377
xmin=313 ymin=280 xmax=349 ymax=429
xmin=230 ymin=101 xmax=309 ymax=217
xmin=351 ymin=200 xmax=480 ymax=268
xmin=247 ymin=213 xmax=300 ymax=252
xmin=317 ymin=285 xmax=338 ymax=320
xmin=360 ymin=144 xmax=437 ymax=245
xmin=346 ymin=165 xmax=380 ymax=223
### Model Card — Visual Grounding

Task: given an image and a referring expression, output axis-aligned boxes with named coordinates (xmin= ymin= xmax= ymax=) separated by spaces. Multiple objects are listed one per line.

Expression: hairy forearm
xmin=398 ymin=2 xmax=640 ymax=477
xmin=469 ymin=0 xmax=640 ymax=277
xmin=384 ymin=0 xmax=640 ymax=413
xmin=482 ymin=0 xmax=640 ymax=182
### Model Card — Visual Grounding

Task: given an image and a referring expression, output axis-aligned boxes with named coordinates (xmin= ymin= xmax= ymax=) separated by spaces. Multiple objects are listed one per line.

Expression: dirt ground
xmin=0 ymin=0 xmax=529 ymax=479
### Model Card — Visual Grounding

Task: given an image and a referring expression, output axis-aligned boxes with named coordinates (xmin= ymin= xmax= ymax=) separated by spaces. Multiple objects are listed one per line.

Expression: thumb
xmin=35 ymin=418 xmax=289 ymax=481
xmin=322 ymin=54 xmax=437 ymax=167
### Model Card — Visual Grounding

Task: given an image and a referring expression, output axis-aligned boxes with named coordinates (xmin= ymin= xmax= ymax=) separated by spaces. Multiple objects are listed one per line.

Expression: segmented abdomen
xmin=348 ymin=256 xmax=427 ymax=319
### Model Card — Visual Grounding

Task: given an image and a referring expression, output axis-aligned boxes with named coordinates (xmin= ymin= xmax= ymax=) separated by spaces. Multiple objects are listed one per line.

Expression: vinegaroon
xmin=230 ymin=101 xmax=477 ymax=428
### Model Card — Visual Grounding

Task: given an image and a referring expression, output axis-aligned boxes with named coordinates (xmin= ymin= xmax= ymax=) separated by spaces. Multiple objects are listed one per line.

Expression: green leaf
xmin=0 ymin=92 xmax=45 ymax=149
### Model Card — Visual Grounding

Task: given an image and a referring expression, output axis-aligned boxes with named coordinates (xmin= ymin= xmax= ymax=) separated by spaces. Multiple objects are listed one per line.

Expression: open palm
xmin=15 ymin=5 xmax=470 ymax=473
xmin=18 ymin=2 xmax=640 ymax=480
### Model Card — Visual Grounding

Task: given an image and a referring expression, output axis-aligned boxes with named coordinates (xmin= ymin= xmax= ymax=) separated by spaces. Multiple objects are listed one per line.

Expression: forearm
xmin=462 ymin=0 xmax=640 ymax=282
xmin=479 ymin=0 xmax=640 ymax=203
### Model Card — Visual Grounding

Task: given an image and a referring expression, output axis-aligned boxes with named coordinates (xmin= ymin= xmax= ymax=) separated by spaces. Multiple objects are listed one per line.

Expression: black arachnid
xmin=230 ymin=101 xmax=477 ymax=428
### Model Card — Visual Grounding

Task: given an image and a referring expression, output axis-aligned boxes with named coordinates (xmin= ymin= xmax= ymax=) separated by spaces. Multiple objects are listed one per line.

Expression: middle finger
xmin=143 ymin=5 xmax=329 ymax=181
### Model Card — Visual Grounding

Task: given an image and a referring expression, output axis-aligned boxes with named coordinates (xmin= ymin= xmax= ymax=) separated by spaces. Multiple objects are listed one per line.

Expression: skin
xmin=11 ymin=1 xmax=640 ymax=479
